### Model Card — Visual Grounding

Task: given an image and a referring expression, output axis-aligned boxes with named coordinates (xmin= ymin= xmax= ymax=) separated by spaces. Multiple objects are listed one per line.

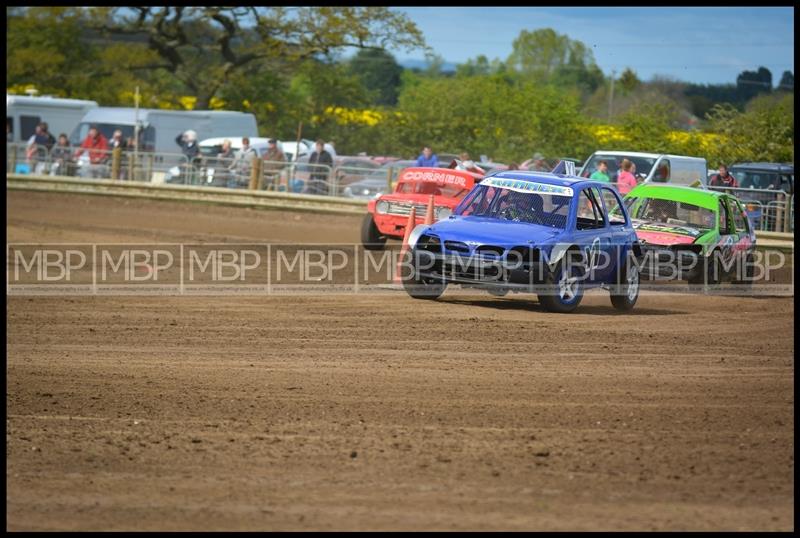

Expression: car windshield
xmin=581 ymin=154 xmax=656 ymax=181
xmin=396 ymin=180 xmax=468 ymax=198
xmin=624 ymin=197 xmax=716 ymax=230
xmin=455 ymin=184 xmax=571 ymax=229
xmin=730 ymin=168 xmax=790 ymax=191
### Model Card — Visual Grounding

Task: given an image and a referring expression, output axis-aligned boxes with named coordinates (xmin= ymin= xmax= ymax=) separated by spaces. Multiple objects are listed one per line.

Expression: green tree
xmin=506 ymin=28 xmax=602 ymax=94
xmin=618 ymin=68 xmax=641 ymax=95
xmin=347 ymin=48 xmax=403 ymax=106
xmin=84 ymin=7 xmax=425 ymax=108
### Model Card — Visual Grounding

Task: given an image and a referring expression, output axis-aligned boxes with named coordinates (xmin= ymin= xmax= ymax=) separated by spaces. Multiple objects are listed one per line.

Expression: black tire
xmin=402 ymin=254 xmax=447 ymax=300
xmin=610 ymin=254 xmax=640 ymax=312
xmin=487 ymin=288 xmax=509 ymax=297
xmin=538 ymin=254 xmax=585 ymax=313
xmin=688 ymin=251 xmax=721 ymax=286
xmin=731 ymin=251 xmax=755 ymax=287
xmin=361 ymin=214 xmax=387 ymax=251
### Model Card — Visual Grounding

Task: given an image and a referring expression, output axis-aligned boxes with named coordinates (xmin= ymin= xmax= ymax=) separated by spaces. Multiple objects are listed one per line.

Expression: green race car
xmin=618 ymin=184 xmax=756 ymax=284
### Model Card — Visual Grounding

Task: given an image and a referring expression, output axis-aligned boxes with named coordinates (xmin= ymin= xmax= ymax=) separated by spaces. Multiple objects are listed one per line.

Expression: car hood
xmin=424 ymin=216 xmax=564 ymax=247
xmin=632 ymin=220 xmax=708 ymax=246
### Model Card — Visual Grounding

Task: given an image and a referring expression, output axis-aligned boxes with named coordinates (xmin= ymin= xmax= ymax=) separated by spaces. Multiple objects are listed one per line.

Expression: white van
xmin=7 ymin=94 xmax=98 ymax=143
xmin=579 ymin=151 xmax=708 ymax=187
xmin=70 ymin=107 xmax=258 ymax=155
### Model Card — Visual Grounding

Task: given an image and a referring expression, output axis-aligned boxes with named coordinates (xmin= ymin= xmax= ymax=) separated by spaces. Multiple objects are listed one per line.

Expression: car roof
xmin=490 ymin=170 xmax=598 ymax=188
xmin=590 ymin=151 xmax=705 ymax=162
xmin=731 ymin=162 xmax=794 ymax=172
xmin=626 ymin=183 xmax=724 ymax=210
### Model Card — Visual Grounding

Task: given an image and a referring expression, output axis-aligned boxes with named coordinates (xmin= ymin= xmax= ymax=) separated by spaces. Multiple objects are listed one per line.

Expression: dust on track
xmin=6 ymin=191 xmax=795 ymax=531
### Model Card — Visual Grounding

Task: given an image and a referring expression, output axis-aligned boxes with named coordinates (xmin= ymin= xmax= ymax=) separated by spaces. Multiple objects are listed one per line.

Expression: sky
xmin=387 ymin=7 xmax=794 ymax=85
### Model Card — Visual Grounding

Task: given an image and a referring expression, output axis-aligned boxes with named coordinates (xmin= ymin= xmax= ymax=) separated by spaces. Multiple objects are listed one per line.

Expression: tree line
xmin=7 ymin=7 xmax=794 ymax=165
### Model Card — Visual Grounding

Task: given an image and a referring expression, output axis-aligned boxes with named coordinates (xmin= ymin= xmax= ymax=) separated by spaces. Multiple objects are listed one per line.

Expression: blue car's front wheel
xmin=538 ymin=257 xmax=585 ymax=313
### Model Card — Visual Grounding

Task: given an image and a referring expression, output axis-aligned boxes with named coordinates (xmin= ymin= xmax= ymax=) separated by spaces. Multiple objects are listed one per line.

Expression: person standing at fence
xmin=416 ymin=146 xmax=438 ymax=168
xmin=262 ymin=139 xmax=286 ymax=190
xmin=230 ymin=137 xmax=257 ymax=188
xmin=709 ymin=164 xmax=739 ymax=188
xmin=590 ymin=159 xmax=611 ymax=183
xmin=26 ymin=123 xmax=55 ymax=174
xmin=50 ymin=134 xmax=74 ymax=177
xmin=307 ymin=139 xmax=333 ymax=195
xmin=175 ymin=130 xmax=200 ymax=184
xmin=616 ymin=158 xmax=638 ymax=195
xmin=74 ymin=125 xmax=109 ymax=179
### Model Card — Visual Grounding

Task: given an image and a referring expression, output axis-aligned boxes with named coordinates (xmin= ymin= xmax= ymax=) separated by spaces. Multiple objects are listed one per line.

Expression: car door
xmin=573 ymin=186 xmax=614 ymax=284
xmin=599 ymin=186 xmax=633 ymax=282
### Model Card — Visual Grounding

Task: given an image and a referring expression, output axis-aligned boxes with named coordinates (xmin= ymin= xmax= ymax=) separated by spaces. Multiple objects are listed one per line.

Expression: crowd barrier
xmin=707 ymin=185 xmax=794 ymax=233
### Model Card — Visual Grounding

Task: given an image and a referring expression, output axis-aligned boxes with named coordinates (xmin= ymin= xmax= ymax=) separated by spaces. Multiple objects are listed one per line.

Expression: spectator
xmin=50 ymin=134 xmax=74 ymax=176
xmin=175 ymin=129 xmax=201 ymax=184
xmin=218 ymin=139 xmax=235 ymax=160
xmin=507 ymin=162 xmax=520 ymax=171
xmin=230 ymin=136 xmax=257 ymax=187
xmin=616 ymin=158 xmax=638 ymax=195
xmin=74 ymin=125 xmax=109 ymax=178
xmin=262 ymin=138 xmax=286 ymax=190
xmin=108 ymin=129 xmax=128 ymax=151
xmin=26 ymin=122 xmax=55 ymax=173
xmin=308 ymin=139 xmax=334 ymax=195
xmin=709 ymin=164 xmax=739 ymax=188
xmin=590 ymin=159 xmax=611 ymax=182
xmin=416 ymin=146 xmax=438 ymax=168
xmin=521 ymin=152 xmax=548 ymax=172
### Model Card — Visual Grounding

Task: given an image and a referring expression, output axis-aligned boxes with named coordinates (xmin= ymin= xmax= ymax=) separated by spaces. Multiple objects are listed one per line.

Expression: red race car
xmin=361 ymin=165 xmax=483 ymax=250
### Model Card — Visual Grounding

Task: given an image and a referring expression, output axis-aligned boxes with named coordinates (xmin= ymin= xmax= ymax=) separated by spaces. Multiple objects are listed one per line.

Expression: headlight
xmin=435 ymin=206 xmax=452 ymax=220
xmin=362 ymin=188 xmax=371 ymax=196
xmin=376 ymin=200 xmax=389 ymax=214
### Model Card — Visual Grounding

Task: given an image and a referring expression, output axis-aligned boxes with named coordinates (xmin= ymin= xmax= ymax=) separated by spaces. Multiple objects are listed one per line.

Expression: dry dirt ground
xmin=6 ymin=191 xmax=795 ymax=531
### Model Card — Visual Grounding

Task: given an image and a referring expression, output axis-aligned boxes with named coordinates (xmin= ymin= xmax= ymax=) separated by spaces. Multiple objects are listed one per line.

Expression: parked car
xmin=621 ymin=183 xmax=756 ymax=285
xmin=580 ymin=151 xmax=707 ymax=187
xmin=361 ymin=167 xmax=483 ymax=250
xmin=402 ymin=171 xmax=642 ymax=313
xmin=729 ymin=162 xmax=794 ymax=194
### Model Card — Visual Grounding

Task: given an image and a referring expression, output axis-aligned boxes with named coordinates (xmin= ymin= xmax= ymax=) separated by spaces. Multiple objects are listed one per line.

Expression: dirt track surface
xmin=6 ymin=191 xmax=795 ymax=531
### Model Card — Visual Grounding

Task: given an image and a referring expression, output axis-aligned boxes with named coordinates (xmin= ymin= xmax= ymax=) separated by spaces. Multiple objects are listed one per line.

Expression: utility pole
xmin=608 ymin=69 xmax=616 ymax=122
xmin=133 ymin=86 xmax=140 ymax=181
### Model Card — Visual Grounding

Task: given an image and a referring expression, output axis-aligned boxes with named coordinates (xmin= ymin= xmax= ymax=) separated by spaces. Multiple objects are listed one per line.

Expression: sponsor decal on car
xmin=400 ymin=170 xmax=470 ymax=188
xmin=481 ymin=177 xmax=574 ymax=197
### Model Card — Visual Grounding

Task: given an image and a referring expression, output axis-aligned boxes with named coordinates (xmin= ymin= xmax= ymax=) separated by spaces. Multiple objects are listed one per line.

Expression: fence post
xmin=10 ymin=145 xmax=17 ymax=173
xmin=249 ymin=155 xmax=262 ymax=190
xmin=111 ymin=147 xmax=122 ymax=180
xmin=783 ymin=193 xmax=792 ymax=233
xmin=147 ymin=154 xmax=154 ymax=183
xmin=773 ymin=194 xmax=784 ymax=233
xmin=128 ymin=152 xmax=137 ymax=181
xmin=386 ymin=167 xmax=393 ymax=193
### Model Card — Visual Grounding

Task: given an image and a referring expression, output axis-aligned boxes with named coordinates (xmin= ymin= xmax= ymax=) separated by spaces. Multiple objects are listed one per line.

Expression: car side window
xmin=730 ymin=199 xmax=749 ymax=233
xmin=718 ymin=200 xmax=731 ymax=234
xmin=576 ymin=188 xmax=606 ymax=230
xmin=601 ymin=187 xmax=626 ymax=225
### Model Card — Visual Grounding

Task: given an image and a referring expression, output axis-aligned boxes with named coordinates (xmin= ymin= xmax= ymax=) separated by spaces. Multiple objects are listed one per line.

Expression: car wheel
xmin=361 ymin=214 xmax=387 ymax=251
xmin=610 ymin=255 xmax=640 ymax=312
xmin=487 ymin=288 xmax=509 ymax=297
xmin=402 ymin=255 xmax=447 ymax=300
xmin=688 ymin=251 xmax=721 ymax=286
xmin=538 ymin=255 xmax=585 ymax=313
xmin=731 ymin=251 xmax=754 ymax=288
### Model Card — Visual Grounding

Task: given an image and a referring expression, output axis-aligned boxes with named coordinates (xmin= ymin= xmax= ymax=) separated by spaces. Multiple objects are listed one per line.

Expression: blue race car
xmin=402 ymin=170 xmax=643 ymax=313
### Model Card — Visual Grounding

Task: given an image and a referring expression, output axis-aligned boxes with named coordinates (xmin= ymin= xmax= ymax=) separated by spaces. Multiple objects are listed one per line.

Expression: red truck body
xmin=362 ymin=167 xmax=482 ymax=247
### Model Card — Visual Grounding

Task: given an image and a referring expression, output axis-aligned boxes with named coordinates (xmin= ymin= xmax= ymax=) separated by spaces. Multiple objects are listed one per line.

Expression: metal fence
xmin=707 ymin=185 xmax=794 ymax=233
